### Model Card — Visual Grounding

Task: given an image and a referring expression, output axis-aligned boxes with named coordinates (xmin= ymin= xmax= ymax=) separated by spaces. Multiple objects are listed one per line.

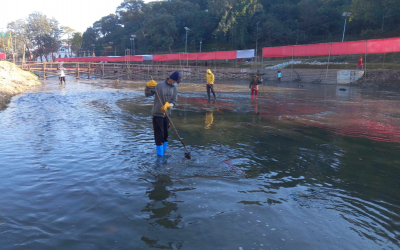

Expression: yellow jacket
xmin=204 ymin=69 xmax=214 ymax=85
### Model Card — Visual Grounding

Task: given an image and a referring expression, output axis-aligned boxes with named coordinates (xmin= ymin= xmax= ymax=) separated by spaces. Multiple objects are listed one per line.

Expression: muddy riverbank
xmin=0 ymin=61 xmax=41 ymax=110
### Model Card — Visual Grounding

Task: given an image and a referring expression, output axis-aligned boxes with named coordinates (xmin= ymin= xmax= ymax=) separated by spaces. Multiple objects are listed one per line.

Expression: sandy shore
xmin=0 ymin=61 xmax=42 ymax=110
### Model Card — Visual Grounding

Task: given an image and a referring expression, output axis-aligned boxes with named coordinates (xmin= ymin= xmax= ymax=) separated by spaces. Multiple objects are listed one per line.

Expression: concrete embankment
xmin=354 ymin=70 xmax=400 ymax=87
xmin=0 ymin=61 xmax=41 ymax=110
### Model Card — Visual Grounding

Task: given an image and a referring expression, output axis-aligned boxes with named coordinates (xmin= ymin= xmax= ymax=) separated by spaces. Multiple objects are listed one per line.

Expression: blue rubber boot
xmin=156 ymin=145 xmax=164 ymax=157
xmin=163 ymin=142 xmax=168 ymax=152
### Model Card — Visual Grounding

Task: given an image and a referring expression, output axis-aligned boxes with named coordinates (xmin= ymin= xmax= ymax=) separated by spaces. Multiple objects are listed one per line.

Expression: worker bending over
xmin=249 ymin=74 xmax=262 ymax=99
xmin=204 ymin=69 xmax=216 ymax=101
xmin=145 ymin=71 xmax=182 ymax=156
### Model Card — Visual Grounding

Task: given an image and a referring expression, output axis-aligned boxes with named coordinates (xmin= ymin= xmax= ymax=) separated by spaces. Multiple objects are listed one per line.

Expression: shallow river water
xmin=0 ymin=78 xmax=399 ymax=250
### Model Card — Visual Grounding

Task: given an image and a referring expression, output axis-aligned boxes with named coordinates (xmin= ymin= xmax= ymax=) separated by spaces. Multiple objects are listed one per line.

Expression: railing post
xmin=76 ymin=63 xmax=80 ymax=79
xmin=43 ymin=63 xmax=47 ymax=80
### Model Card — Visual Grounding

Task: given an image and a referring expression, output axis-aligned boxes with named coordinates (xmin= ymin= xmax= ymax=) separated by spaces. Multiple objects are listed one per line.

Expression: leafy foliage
xmin=5 ymin=0 xmax=400 ymax=59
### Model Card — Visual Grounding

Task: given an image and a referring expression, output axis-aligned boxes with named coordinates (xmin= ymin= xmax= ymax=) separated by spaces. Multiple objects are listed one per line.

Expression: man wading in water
xmin=145 ymin=71 xmax=181 ymax=156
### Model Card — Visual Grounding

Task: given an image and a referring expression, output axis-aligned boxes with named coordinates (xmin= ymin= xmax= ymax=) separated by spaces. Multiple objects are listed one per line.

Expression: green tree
xmin=7 ymin=19 xmax=30 ymax=58
xmin=71 ymin=32 xmax=83 ymax=56
xmin=82 ymin=27 xmax=97 ymax=51
xmin=145 ymin=14 xmax=178 ymax=53
xmin=62 ymin=26 xmax=75 ymax=57
xmin=350 ymin=0 xmax=400 ymax=37
xmin=23 ymin=12 xmax=62 ymax=62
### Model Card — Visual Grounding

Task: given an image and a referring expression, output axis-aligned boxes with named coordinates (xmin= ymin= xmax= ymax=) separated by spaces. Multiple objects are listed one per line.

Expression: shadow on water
xmin=0 ymin=78 xmax=399 ymax=249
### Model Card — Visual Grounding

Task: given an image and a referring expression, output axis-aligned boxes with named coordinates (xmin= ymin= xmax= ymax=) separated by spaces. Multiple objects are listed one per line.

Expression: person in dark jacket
xmin=145 ymin=71 xmax=182 ymax=156
xmin=249 ymin=74 xmax=262 ymax=99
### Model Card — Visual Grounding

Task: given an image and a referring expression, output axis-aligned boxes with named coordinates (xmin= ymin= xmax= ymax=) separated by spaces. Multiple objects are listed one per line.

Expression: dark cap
xmin=169 ymin=71 xmax=182 ymax=83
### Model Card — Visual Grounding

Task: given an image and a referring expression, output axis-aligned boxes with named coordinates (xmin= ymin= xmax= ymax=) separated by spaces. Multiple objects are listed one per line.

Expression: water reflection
xmin=141 ymin=175 xmax=183 ymax=249
xmin=205 ymin=111 xmax=214 ymax=130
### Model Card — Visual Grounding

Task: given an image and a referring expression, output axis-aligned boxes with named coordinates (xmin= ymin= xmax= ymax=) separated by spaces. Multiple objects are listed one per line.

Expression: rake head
xmin=184 ymin=151 xmax=191 ymax=160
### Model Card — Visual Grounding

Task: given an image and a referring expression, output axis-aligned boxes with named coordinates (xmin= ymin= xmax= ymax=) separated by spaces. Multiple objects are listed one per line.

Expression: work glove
xmin=160 ymin=102 xmax=172 ymax=112
xmin=146 ymin=80 xmax=158 ymax=88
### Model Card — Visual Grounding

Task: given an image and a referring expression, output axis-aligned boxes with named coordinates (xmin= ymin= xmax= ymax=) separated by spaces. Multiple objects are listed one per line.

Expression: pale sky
xmin=0 ymin=0 xmax=156 ymax=33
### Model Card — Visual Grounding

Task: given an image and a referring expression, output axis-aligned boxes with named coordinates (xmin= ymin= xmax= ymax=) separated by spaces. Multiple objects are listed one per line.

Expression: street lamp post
xmin=184 ymin=27 xmax=190 ymax=53
xmin=130 ymin=35 xmax=136 ymax=55
xmin=91 ymin=44 xmax=95 ymax=57
xmin=342 ymin=12 xmax=351 ymax=42
xmin=256 ymin=21 xmax=260 ymax=63
xmin=295 ymin=19 xmax=299 ymax=45
xmin=200 ymin=39 xmax=202 ymax=53
xmin=109 ymin=42 xmax=114 ymax=56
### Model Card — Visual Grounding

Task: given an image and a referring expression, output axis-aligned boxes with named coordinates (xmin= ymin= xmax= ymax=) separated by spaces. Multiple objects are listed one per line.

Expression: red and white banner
xmin=263 ymin=37 xmax=400 ymax=57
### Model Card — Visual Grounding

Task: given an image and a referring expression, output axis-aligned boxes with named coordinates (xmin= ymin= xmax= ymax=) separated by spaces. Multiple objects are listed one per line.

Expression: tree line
xmin=2 ymin=0 xmax=400 ymax=60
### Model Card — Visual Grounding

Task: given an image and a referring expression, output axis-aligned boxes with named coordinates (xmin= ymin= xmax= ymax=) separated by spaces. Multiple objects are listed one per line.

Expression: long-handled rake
xmin=152 ymin=77 xmax=191 ymax=160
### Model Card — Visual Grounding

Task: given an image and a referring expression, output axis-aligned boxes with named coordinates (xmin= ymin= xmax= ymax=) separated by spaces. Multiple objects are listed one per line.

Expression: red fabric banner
xmin=293 ymin=43 xmax=331 ymax=57
xmin=180 ymin=53 xmax=198 ymax=61
xmin=216 ymin=51 xmax=237 ymax=60
xmin=54 ymin=56 xmax=143 ymax=62
xmin=331 ymin=41 xmax=366 ymax=55
xmin=367 ymin=37 xmax=400 ymax=53
xmin=0 ymin=53 xmax=5 ymax=59
xmin=263 ymin=37 xmax=400 ymax=57
xmin=153 ymin=51 xmax=237 ymax=61
xmin=197 ymin=52 xmax=215 ymax=61
xmin=153 ymin=54 xmax=181 ymax=62
xmin=262 ymin=46 xmax=293 ymax=57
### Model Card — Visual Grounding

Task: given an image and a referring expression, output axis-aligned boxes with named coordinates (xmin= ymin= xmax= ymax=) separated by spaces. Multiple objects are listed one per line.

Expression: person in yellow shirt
xmin=204 ymin=69 xmax=216 ymax=101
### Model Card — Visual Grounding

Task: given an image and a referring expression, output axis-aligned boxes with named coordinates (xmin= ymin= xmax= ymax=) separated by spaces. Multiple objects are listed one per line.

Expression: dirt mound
xmin=0 ymin=61 xmax=41 ymax=110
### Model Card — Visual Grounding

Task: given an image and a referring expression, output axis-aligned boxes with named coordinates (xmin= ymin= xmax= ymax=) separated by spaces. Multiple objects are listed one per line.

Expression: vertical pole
xmin=14 ymin=35 xmax=16 ymax=64
xmin=43 ymin=63 xmax=47 ymax=80
xmin=256 ymin=23 xmax=258 ymax=64
xmin=88 ymin=63 xmax=91 ymax=79
xmin=342 ymin=18 xmax=347 ymax=42
xmin=76 ymin=63 xmax=80 ymax=79
xmin=261 ymin=54 xmax=264 ymax=70
xmin=23 ymin=44 xmax=26 ymax=64
xmin=364 ymin=40 xmax=367 ymax=83
xmin=185 ymin=31 xmax=188 ymax=53
xmin=214 ymin=52 xmax=216 ymax=74
xmin=291 ymin=46 xmax=294 ymax=82
xmin=325 ymin=43 xmax=332 ymax=81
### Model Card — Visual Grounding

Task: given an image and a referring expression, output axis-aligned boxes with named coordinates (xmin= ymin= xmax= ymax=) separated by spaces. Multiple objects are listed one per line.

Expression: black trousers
xmin=153 ymin=116 xmax=169 ymax=146
xmin=207 ymin=84 xmax=216 ymax=99
xmin=59 ymin=76 xmax=66 ymax=84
